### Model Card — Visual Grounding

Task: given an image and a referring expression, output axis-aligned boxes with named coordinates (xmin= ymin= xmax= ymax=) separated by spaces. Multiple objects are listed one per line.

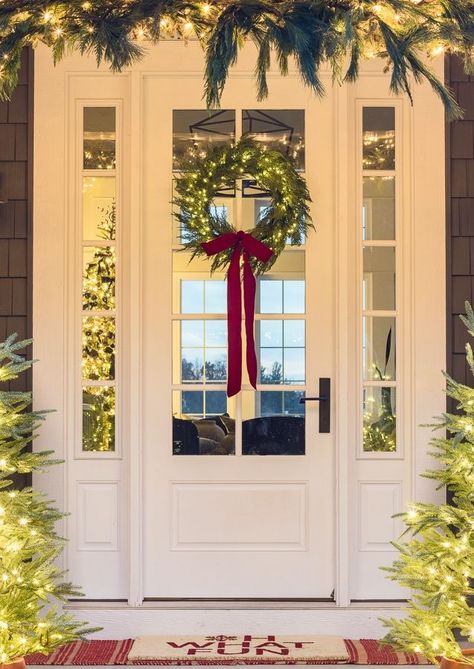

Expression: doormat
xmin=25 ymin=638 xmax=432 ymax=665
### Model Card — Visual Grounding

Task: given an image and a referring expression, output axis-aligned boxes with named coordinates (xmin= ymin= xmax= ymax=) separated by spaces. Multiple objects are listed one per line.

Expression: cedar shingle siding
xmin=447 ymin=56 xmax=474 ymax=385
xmin=0 ymin=49 xmax=32 ymax=392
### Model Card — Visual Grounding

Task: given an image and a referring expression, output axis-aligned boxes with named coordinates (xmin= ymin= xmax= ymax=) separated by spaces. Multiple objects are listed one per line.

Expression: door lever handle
xmin=299 ymin=378 xmax=331 ymax=434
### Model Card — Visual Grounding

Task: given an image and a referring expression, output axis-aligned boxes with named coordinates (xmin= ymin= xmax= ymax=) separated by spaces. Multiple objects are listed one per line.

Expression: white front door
xmin=142 ymin=75 xmax=336 ymax=598
xmin=33 ymin=43 xmax=447 ymax=609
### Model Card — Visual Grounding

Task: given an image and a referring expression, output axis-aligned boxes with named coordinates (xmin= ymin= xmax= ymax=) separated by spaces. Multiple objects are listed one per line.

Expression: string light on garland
xmin=0 ymin=1 xmax=472 ymax=117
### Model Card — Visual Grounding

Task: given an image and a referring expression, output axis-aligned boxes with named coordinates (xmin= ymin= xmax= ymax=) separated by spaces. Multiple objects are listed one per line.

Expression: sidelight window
xmin=80 ymin=106 xmax=118 ymax=452
xmin=361 ymin=107 xmax=397 ymax=453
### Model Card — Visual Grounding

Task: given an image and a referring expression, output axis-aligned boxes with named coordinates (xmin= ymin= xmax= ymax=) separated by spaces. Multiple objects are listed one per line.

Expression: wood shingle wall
xmin=0 ymin=49 xmax=32 ymax=391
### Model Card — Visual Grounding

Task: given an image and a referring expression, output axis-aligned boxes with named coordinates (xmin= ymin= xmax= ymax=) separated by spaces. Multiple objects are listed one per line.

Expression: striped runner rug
xmin=25 ymin=639 xmax=431 ymax=665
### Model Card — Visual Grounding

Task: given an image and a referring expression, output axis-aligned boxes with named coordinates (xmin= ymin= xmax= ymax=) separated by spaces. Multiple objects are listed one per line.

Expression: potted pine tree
xmin=0 ymin=335 xmax=96 ymax=667
xmin=382 ymin=302 xmax=474 ymax=667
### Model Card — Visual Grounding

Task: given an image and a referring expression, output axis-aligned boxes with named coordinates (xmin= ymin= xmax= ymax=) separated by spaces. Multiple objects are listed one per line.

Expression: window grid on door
xmin=80 ymin=105 xmax=118 ymax=453
xmin=171 ymin=109 xmax=308 ymax=456
xmin=360 ymin=106 xmax=397 ymax=454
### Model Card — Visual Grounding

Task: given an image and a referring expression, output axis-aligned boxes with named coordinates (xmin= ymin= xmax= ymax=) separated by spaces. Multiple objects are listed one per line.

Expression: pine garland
xmin=0 ymin=0 xmax=473 ymax=117
xmin=382 ymin=301 xmax=474 ymax=665
xmin=174 ymin=136 xmax=312 ymax=273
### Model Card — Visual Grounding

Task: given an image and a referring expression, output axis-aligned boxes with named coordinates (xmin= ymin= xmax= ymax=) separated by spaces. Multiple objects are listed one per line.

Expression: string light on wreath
xmin=174 ymin=137 xmax=312 ymax=396
xmin=0 ymin=1 xmax=472 ymax=117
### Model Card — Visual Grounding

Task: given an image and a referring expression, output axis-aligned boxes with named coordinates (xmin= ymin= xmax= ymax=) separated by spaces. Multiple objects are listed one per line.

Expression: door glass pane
xmin=363 ymin=177 xmax=395 ymax=240
xmin=363 ymin=107 xmax=395 ymax=170
xmin=83 ymin=107 xmax=116 ymax=170
xmin=258 ymin=320 xmax=305 ymax=385
xmin=82 ymin=246 xmax=116 ymax=310
xmin=258 ymin=279 xmax=305 ymax=314
xmin=82 ymin=387 xmax=115 ymax=452
xmin=242 ymin=390 xmax=305 ymax=455
xmin=172 ymin=390 xmax=235 ymax=455
xmin=173 ymin=110 xmax=235 ymax=168
xmin=363 ymin=386 xmax=396 ymax=452
xmin=363 ymin=247 xmax=396 ymax=311
xmin=83 ymin=177 xmax=116 ymax=240
xmin=242 ymin=110 xmax=305 ymax=170
xmin=174 ymin=321 xmax=227 ymax=384
xmin=363 ymin=316 xmax=396 ymax=381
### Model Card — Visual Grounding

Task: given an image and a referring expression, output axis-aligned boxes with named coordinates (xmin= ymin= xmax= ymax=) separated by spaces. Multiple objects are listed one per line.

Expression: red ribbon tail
xmin=226 ymin=246 xmax=242 ymax=398
xmin=243 ymin=254 xmax=258 ymax=390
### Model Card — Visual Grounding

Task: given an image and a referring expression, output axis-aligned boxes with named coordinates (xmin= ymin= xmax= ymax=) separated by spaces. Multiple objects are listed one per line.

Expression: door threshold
xmin=65 ymin=599 xmax=404 ymax=611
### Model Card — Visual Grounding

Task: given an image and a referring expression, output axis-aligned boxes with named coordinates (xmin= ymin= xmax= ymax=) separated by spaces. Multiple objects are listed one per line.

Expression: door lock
xmin=299 ymin=378 xmax=331 ymax=433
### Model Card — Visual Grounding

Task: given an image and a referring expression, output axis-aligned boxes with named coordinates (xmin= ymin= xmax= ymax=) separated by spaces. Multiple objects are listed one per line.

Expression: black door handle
xmin=299 ymin=378 xmax=331 ymax=433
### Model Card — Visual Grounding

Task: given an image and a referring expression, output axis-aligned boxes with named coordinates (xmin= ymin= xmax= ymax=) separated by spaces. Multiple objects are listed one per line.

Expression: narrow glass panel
xmin=82 ymin=246 xmax=116 ymax=310
xmin=173 ymin=110 xmax=235 ymax=168
xmin=259 ymin=280 xmax=283 ymax=313
xmin=205 ymin=349 xmax=227 ymax=383
xmin=284 ymin=281 xmax=305 ymax=313
xmin=181 ymin=348 xmax=204 ymax=382
xmin=284 ymin=320 xmax=305 ymax=346
xmin=363 ymin=316 xmax=396 ymax=381
xmin=82 ymin=386 xmax=115 ymax=452
xmin=242 ymin=390 xmax=305 ymax=455
xmin=242 ymin=110 xmax=305 ymax=170
xmin=284 ymin=348 xmax=305 ymax=384
xmin=363 ymin=386 xmax=396 ymax=452
xmin=205 ymin=281 xmax=226 ymax=313
xmin=205 ymin=320 xmax=227 ymax=346
xmin=363 ymin=247 xmax=396 ymax=311
xmin=363 ymin=107 xmax=395 ymax=170
xmin=83 ymin=107 xmax=116 ymax=170
xmin=83 ymin=177 xmax=116 ymax=240
xmin=82 ymin=317 xmax=115 ymax=380
xmin=260 ymin=348 xmax=283 ymax=384
xmin=172 ymin=390 xmax=235 ymax=455
xmin=260 ymin=320 xmax=283 ymax=347
xmin=363 ymin=177 xmax=395 ymax=240
xmin=181 ymin=320 xmax=204 ymax=347
xmin=181 ymin=281 xmax=204 ymax=314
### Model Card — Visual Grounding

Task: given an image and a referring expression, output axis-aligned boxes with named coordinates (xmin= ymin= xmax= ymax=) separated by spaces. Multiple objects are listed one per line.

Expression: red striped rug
xmin=25 ymin=639 xmax=431 ymax=665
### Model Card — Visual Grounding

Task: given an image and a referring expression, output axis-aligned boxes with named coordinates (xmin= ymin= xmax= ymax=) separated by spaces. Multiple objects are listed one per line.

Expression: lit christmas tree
xmin=382 ymin=302 xmax=474 ymax=664
xmin=0 ymin=334 xmax=95 ymax=664
xmin=82 ymin=203 xmax=116 ymax=452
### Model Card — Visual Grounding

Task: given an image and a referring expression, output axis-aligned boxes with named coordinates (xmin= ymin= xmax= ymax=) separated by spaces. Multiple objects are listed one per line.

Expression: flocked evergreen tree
xmin=382 ymin=301 xmax=474 ymax=664
xmin=0 ymin=335 xmax=95 ymax=663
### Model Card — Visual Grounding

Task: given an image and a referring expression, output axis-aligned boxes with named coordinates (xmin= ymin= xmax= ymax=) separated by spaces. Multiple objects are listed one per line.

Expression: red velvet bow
xmin=201 ymin=231 xmax=273 ymax=397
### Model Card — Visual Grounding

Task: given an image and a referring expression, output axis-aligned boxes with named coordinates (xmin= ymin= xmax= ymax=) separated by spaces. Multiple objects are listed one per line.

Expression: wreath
xmin=173 ymin=137 xmax=313 ymax=274
xmin=173 ymin=137 xmax=313 ymax=398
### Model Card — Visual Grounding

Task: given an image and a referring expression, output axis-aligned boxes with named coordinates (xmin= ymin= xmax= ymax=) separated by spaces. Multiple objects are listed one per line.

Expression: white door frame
xmin=32 ymin=42 xmax=446 ymax=623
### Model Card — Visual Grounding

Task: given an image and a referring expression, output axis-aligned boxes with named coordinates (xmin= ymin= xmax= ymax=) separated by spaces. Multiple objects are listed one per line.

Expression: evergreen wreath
xmin=0 ymin=0 xmax=472 ymax=118
xmin=174 ymin=136 xmax=312 ymax=273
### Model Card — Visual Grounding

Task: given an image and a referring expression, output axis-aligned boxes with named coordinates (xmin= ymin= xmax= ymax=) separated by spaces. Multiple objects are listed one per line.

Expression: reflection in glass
xmin=178 ymin=321 xmax=228 ymax=384
xmin=363 ymin=317 xmax=396 ymax=381
xmin=83 ymin=246 xmax=116 ymax=310
xmin=258 ymin=320 xmax=305 ymax=385
xmin=363 ymin=247 xmax=396 ymax=311
xmin=363 ymin=386 xmax=396 ymax=452
xmin=173 ymin=110 xmax=235 ymax=168
xmin=242 ymin=391 xmax=305 ymax=455
xmin=181 ymin=349 xmax=204 ymax=382
xmin=83 ymin=177 xmax=116 ymax=241
xmin=363 ymin=107 xmax=395 ymax=170
xmin=83 ymin=107 xmax=116 ymax=170
xmin=173 ymin=390 xmax=234 ymax=455
xmin=82 ymin=386 xmax=115 ymax=452
xmin=242 ymin=110 xmax=305 ymax=170
xmin=259 ymin=279 xmax=305 ymax=314
xmin=363 ymin=177 xmax=395 ymax=240
xmin=82 ymin=317 xmax=115 ymax=380
xmin=180 ymin=280 xmax=227 ymax=314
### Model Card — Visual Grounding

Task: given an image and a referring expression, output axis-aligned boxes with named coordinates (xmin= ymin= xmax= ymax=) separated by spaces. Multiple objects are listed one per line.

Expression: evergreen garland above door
xmin=0 ymin=0 xmax=473 ymax=117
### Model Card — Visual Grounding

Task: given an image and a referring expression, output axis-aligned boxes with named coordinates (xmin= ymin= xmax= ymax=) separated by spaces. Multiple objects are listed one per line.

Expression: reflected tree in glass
xmin=363 ymin=327 xmax=396 ymax=452
xmin=83 ymin=386 xmax=115 ymax=452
